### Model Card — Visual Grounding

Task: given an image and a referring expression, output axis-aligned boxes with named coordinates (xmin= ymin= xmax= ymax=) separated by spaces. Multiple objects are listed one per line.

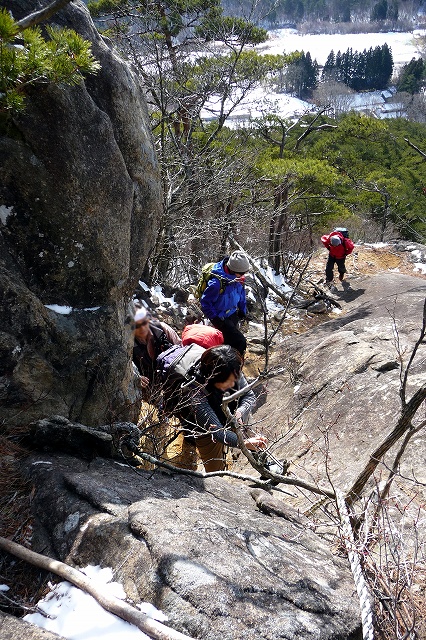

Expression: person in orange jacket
xmin=321 ymin=229 xmax=355 ymax=286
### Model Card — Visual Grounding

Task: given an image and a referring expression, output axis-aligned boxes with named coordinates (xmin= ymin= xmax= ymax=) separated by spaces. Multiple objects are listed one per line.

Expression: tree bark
xmin=0 ymin=536 xmax=195 ymax=640
xmin=345 ymin=383 xmax=426 ymax=507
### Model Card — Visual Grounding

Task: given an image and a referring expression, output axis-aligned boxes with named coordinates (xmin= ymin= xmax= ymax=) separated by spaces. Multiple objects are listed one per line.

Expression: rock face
xmin=23 ymin=451 xmax=362 ymax=640
xmin=0 ymin=0 xmax=162 ymax=426
xmin=0 ymin=612 xmax=66 ymax=640
xmin=12 ymin=272 xmax=425 ymax=639
xmin=245 ymin=272 xmax=426 ymax=510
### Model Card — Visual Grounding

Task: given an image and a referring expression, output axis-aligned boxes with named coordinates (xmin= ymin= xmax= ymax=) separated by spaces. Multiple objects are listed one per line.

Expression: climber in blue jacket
xmin=200 ymin=251 xmax=250 ymax=356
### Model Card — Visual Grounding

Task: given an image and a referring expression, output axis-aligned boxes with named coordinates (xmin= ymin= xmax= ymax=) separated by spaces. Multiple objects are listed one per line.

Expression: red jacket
xmin=321 ymin=231 xmax=354 ymax=259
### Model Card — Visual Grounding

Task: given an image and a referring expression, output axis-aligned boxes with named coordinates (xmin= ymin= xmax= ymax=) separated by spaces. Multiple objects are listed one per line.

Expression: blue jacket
xmin=200 ymin=259 xmax=247 ymax=320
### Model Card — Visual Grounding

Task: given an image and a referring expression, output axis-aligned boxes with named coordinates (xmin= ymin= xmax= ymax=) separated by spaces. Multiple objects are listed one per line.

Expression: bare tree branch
xmin=293 ymin=107 xmax=337 ymax=151
xmin=400 ymin=297 xmax=426 ymax=404
xmin=16 ymin=0 xmax=72 ymax=30
xmin=126 ymin=446 xmax=335 ymax=498
xmin=0 ymin=536 xmax=195 ymax=640
xmin=404 ymin=138 xmax=426 ymax=159
xmin=378 ymin=421 xmax=424 ymax=505
xmin=346 ymin=300 xmax=426 ymax=508
xmin=346 ymin=382 xmax=426 ymax=507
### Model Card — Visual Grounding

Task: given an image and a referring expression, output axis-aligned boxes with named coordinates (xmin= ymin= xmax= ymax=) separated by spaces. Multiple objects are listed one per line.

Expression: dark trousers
xmin=212 ymin=313 xmax=247 ymax=356
xmin=326 ymin=255 xmax=346 ymax=282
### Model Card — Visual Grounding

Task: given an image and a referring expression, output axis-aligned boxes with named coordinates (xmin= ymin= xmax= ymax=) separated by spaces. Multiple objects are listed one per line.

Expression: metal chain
xmin=335 ymin=489 xmax=375 ymax=640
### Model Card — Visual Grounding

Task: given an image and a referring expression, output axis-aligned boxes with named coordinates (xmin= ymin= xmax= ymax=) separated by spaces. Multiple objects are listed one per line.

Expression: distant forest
xmin=271 ymin=43 xmax=395 ymax=97
xmin=222 ymin=0 xmax=425 ymax=28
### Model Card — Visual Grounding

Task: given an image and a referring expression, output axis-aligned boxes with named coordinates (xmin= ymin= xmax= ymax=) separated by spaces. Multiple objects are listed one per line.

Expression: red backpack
xmin=181 ymin=324 xmax=224 ymax=349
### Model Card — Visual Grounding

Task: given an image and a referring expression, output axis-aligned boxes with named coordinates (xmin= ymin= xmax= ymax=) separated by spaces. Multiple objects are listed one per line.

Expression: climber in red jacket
xmin=321 ymin=229 xmax=355 ymax=286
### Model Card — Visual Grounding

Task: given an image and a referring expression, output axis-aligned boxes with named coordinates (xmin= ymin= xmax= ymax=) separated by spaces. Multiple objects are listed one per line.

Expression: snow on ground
xmin=44 ymin=305 xmax=101 ymax=314
xmin=23 ymin=566 xmax=167 ymax=640
xmin=200 ymin=86 xmax=312 ymax=124
xmin=148 ymin=259 xmax=292 ymax=317
xmin=201 ymin=28 xmax=426 ymax=125
xmin=414 ymin=262 xmax=426 ymax=274
xmin=259 ymin=28 xmax=425 ymax=68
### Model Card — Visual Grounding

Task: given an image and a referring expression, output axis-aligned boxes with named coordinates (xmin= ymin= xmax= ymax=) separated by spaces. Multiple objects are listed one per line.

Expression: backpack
xmin=333 ymin=227 xmax=349 ymax=239
xmin=194 ymin=262 xmax=229 ymax=300
xmin=150 ymin=321 xmax=174 ymax=354
xmin=181 ymin=324 xmax=224 ymax=349
xmin=133 ymin=321 xmax=175 ymax=380
xmin=156 ymin=343 xmax=206 ymax=385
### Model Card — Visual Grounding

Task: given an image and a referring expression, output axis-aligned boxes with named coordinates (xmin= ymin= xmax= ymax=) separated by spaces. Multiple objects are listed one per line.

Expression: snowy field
xmin=200 ymin=28 xmax=426 ymax=123
xmin=259 ymin=28 xmax=425 ymax=68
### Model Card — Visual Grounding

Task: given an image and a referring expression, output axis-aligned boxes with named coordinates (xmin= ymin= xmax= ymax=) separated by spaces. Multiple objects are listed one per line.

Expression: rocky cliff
xmin=3 ymin=267 xmax=425 ymax=639
xmin=0 ymin=0 xmax=162 ymax=427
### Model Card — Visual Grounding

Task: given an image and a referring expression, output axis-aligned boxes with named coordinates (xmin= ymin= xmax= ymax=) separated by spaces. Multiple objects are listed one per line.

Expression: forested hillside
xmin=89 ymin=0 xmax=426 ymax=287
xmin=222 ymin=0 xmax=425 ymax=29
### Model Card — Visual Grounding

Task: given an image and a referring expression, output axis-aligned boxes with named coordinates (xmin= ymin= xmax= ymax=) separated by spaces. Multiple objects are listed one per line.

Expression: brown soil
xmin=244 ymin=243 xmax=426 ymax=375
xmin=310 ymin=243 xmax=426 ymax=281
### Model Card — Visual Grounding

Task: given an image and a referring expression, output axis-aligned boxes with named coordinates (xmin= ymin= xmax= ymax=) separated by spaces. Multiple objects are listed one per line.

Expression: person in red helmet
xmin=321 ymin=229 xmax=354 ymax=287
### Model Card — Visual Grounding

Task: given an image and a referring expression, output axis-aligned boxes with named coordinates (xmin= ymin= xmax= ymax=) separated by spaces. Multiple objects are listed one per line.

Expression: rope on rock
xmin=335 ymin=489 xmax=375 ymax=640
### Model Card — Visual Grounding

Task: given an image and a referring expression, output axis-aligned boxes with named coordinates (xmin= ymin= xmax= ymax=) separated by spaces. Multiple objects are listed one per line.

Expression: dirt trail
xmin=244 ymin=243 xmax=426 ymax=374
xmin=311 ymin=243 xmax=426 ymax=281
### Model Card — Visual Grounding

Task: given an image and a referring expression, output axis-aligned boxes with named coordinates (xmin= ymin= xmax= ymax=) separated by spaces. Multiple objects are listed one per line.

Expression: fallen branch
xmin=16 ymin=0 xmax=72 ymax=30
xmin=124 ymin=444 xmax=335 ymax=498
xmin=0 ymin=536 xmax=195 ymax=640
xmin=229 ymin=235 xmax=291 ymax=305
xmin=305 ymin=279 xmax=342 ymax=309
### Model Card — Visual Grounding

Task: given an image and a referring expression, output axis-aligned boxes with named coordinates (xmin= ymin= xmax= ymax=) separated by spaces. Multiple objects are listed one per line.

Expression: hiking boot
xmin=338 ymin=274 xmax=344 ymax=281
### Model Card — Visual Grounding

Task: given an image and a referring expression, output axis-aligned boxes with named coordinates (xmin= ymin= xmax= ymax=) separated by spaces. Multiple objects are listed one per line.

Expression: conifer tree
xmin=398 ymin=58 xmax=425 ymax=94
xmin=322 ymin=50 xmax=335 ymax=81
xmin=0 ymin=6 xmax=100 ymax=117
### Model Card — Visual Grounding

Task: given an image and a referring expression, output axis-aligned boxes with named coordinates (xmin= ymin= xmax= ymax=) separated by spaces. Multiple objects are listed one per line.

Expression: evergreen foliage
xmin=0 ymin=7 xmax=100 ymax=115
xmin=321 ymin=44 xmax=393 ymax=90
xmin=397 ymin=57 xmax=426 ymax=94
xmin=298 ymin=112 xmax=426 ymax=240
xmin=274 ymin=50 xmax=319 ymax=98
xmin=370 ymin=0 xmax=388 ymax=21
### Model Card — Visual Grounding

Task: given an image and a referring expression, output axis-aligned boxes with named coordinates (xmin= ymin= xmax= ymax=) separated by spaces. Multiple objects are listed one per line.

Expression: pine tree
xmin=398 ymin=58 xmax=425 ymax=94
xmin=0 ymin=7 xmax=100 ymax=116
xmin=322 ymin=50 xmax=335 ymax=81
xmin=370 ymin=0 xmax=388 ymax=20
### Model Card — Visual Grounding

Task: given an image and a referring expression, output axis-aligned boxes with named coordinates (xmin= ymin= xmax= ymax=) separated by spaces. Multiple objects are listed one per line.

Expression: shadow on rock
xmin=336 ymin=287 xmax=366 ymax=303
